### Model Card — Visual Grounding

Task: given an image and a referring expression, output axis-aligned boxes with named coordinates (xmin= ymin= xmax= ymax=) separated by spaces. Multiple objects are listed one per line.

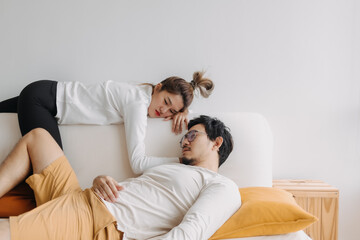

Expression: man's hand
xmin=164 ymin=109 xmax=189 ymax=134
xmin=92 ymin=175 xmax=123 ymax=203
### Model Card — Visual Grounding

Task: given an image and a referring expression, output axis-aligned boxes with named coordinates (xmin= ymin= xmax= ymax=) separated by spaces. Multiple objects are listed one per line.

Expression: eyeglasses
xmin=179 ymin=130 xmax=207 ymax=147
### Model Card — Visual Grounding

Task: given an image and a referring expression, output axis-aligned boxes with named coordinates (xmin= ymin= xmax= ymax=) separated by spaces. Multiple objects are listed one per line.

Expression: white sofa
xmin=0 ymin=112 xmax=310 ymax=240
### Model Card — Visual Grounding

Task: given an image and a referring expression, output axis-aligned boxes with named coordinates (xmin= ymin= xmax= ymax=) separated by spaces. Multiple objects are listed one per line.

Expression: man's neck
xmin=194 ymin=160 xmax=219 ymax=173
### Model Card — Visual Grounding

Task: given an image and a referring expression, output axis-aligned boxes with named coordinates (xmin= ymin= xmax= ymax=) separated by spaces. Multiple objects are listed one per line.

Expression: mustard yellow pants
xmin=9 ymin=156 xmax=123 ymax=240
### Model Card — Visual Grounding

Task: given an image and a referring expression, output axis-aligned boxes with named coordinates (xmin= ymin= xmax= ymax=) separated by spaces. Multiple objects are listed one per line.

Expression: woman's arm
xmin=164 ymin=109 xmax=189 ymax=134
xmin=123 ymin=102 xmax=179 ymax=174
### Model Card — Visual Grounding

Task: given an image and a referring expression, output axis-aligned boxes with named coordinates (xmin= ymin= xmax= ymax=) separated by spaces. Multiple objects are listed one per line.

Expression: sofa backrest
xmin=0 ymin=112 xmax=273 ymax=188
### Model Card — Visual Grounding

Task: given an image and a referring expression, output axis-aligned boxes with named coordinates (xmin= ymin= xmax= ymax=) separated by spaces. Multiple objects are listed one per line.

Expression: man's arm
xmin=150 ymin=179 xmax=241 ymax=240
xmin=92 ymin=175 xmax=123 ymax=202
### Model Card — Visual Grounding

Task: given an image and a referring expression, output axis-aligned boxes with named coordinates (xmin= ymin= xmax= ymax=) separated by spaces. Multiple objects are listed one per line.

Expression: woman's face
xmin=148 ymin=84 xmax=184 ymax=118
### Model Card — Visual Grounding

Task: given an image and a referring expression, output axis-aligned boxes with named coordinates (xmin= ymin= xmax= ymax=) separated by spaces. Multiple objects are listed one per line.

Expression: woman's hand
xmin=92 ymin=175 xmax=123 ymax=202
xmin=164 ymin=109 xmax=189 ymax=134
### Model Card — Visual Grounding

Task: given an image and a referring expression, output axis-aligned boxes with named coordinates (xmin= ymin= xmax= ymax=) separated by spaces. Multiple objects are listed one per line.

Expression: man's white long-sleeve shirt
xmin=55 ymin=81 xmax=178 ymax=174
xmin=102 ymin=163 xmax=241 ymax=240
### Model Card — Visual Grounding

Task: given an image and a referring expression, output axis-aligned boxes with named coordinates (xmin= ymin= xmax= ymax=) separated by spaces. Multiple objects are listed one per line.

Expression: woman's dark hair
xmin=188 ymin=115 xmax=233 ymax=167
xmin=152 ymin=71 xmax=214 ymax=112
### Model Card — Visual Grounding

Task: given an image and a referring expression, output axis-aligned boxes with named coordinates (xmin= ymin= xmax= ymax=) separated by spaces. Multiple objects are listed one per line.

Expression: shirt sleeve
xmin=150 ymin=179 xmax=241 ymax=240
xmin=123 ymin=102 xmax=179 ymax=174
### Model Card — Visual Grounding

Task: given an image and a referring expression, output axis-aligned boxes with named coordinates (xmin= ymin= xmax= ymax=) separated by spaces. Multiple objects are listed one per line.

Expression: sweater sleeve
xmin=149 ymin=179 xmax=241 ymax=240
xmin=123 ymin=102 xmax=179 ymax=174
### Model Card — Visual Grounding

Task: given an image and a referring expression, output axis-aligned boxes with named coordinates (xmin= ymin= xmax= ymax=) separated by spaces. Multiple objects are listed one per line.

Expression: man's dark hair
xmin=188 ymin=115 xmax=233 ymax=167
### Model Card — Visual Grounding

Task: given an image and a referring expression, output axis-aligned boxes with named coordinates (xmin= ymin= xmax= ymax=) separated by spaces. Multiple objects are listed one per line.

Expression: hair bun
xmin=190 ymin=80 xmax=197 ymax=89
xmin=192 ymin=71 xmax=214 ymax=98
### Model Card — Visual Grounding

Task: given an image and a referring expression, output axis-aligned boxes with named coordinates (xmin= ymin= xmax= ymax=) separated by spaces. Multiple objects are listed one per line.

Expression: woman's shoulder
xmin=106 ymin=81 xmax=152 ymax=107
xmin=106 ymin=80 xmax=150 ymax=91
xmin=125 ymin=83 xmax=153 ymax=101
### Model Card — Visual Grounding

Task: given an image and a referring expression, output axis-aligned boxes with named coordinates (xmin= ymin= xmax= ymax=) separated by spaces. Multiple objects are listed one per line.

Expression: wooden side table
xmin=273 ymin=180 xmax=339 ymax=240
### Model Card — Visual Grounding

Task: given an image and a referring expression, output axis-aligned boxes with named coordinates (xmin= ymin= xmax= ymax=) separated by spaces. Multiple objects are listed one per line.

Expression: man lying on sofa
xmin=0 ymin=115 xmax=241 ymax=240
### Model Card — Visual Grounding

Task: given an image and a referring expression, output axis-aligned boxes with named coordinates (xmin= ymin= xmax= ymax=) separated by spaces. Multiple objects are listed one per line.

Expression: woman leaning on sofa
xmin=0 ymin=72 xmax=214 ymax=175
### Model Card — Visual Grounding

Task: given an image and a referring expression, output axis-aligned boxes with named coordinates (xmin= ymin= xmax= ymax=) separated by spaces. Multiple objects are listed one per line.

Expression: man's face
xmin=180 ymin=124 xmax=212 ymax=166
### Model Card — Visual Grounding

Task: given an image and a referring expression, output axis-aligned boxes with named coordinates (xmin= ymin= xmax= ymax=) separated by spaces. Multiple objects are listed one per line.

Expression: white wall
xmin=0 ymin=0 xmax=359 ymax=239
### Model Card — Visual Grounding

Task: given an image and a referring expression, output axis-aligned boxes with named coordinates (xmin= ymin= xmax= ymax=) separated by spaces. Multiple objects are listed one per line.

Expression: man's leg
xmin=0 ymin=220 xmax=10 ymax=240
xmin=0 ymin=128 xmax=63 ymax=198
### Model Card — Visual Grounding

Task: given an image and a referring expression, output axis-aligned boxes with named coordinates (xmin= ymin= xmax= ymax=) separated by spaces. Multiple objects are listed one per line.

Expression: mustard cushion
xmin=210 ymin=187 xmax=317 ymax=239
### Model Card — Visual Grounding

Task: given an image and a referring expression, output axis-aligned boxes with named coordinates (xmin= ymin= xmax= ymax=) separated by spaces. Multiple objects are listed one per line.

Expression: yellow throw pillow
xmin=210 ymin=187 xmax=317 ymax=239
